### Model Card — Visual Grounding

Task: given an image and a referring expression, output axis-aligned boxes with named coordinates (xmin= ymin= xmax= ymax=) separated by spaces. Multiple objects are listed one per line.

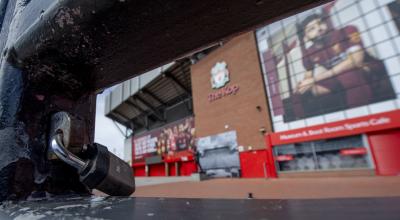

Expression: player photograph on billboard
xmin=257 ymin=0 xmax=399 ymax=124
xmin=288 ymin=13 xmax=396 ymax=121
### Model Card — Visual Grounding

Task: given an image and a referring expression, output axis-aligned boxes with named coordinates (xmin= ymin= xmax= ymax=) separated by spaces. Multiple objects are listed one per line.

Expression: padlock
xmin=48 ymin=112 xmax=88 ymax=159
xmin=50 ymin=134 xmax=135 ymax=196
xmin=79 ymin=142 xmax=136 ymax=196
xmin=48 ymin=113 xmax=135 ymax=196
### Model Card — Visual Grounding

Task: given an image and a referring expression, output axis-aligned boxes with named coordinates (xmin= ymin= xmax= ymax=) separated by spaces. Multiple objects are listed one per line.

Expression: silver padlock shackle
xmin=50 ymin=134 xmax=88 ymax=172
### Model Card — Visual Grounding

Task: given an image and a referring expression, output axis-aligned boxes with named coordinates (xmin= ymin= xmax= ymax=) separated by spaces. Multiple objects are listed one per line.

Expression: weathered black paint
xmin=0 ymin=58 xmax=94 ymax=201
xmin=0 ymin=0 xmax=96 ymax=200
xmin=0 ymin=0 xmax=329 ymax=200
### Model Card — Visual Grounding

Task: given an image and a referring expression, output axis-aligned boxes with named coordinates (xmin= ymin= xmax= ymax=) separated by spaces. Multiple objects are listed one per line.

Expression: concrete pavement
xmin=133 ymin=176 xmax=400 ymax=199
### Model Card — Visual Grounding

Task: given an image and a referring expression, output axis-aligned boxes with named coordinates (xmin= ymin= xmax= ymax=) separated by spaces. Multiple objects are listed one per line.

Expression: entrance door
xmin=369 ymin=129 xmax=400 ymax=176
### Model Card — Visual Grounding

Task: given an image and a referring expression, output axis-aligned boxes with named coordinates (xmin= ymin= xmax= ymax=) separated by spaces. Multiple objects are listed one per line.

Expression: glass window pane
xmin=274 ymin=143 xmax=317 ymax=172
xmin=314 ymin=136 xmax=371 ymax=170
xmin=274 ymin=135 xmax=372 ymax=173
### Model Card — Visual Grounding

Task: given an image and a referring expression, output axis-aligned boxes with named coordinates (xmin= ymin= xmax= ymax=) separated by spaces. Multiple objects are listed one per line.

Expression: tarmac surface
xmin=2 ymin=196 xmax=400 ymax=220
xmin=134 ymin=176 xmax=400 ymax=199
xmin=17 ymin=176 xmax=399 ymax=219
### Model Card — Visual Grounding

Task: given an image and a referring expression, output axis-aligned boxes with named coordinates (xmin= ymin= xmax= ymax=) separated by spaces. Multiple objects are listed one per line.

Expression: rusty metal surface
xmin=0 ymin=196 xmax=399 ymax=220
xmin=11 ymin=0 xmax=331 ymax=92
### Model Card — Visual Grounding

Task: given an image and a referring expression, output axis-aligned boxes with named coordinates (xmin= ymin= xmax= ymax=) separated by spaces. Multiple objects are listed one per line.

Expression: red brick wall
xmin=191 ymin=32 xmax=273 ymax=151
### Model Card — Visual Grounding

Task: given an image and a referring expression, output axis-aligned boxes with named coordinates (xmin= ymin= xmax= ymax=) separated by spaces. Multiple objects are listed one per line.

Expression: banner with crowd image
xmin=196 ymin=131 xmax=241 ymax=178
xmin=256 ymin=0 xmax=400 ymax=132
xmin=132 ymin=117 xmax=195 ymax=161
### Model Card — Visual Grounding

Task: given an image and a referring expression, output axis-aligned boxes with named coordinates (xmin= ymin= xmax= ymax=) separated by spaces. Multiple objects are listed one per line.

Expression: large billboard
xmin=256 ymin=0 xmax=400 ymax=132
xmin=132 ymin=117 xmax=195 ymax=160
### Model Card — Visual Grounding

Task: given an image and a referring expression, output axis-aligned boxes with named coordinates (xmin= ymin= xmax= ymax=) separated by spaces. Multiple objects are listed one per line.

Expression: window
xmin=274 ymin=135 xmax=372 ymax=172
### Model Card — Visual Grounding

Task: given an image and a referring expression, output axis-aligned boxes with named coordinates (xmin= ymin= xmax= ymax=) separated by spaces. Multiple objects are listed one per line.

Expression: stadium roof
xmin=104 ymin=59 xmax=192 ymax=130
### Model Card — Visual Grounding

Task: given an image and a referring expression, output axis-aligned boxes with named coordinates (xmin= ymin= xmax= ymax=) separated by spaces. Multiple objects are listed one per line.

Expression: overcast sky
xmin=94 ymin=90 xmax=126 ymax=159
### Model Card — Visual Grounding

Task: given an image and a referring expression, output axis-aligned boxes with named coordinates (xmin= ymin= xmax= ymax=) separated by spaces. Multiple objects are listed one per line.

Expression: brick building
xmin=106 ymin=0 xmax=400 ymax=178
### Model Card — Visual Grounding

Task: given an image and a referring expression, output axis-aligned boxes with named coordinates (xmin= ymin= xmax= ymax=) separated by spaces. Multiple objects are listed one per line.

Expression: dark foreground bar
xmin=0 ymin=197 xmax=399 ymax=220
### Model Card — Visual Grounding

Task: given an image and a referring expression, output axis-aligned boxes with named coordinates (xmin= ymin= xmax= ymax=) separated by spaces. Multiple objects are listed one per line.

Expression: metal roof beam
xmin=112 ymin=120 xmax=129 ymax=138
xmin=111 ymin=111 xmax=132 ymax=128
xmin=126 ymin=99 xmax=146 ymax=113
xmin=134 ymin=95 xmax=165 ymax=122
xmin=131 ymin=118 xmax=145 ymax=129
xmin=141 ymin=89 xmax=167 ymax=106
xmin=126 ymin=99 xmax=162 ymax=126
xmin=163 ymin=72 xmax=191 ymax=95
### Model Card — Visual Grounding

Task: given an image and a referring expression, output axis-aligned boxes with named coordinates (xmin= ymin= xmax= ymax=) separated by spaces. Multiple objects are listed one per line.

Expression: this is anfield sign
xmin=270 ymin=110 xmax=400 ymax=145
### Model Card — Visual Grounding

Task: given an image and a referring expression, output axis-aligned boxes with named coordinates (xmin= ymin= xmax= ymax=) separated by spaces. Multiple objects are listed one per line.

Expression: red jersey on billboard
xmin=285 ymin=14 xmax=396 ymax=121
xmin=132 ymin=117 xmax=195 ymax=162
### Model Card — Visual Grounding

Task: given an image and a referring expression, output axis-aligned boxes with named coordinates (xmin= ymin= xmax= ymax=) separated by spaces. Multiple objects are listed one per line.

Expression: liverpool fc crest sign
xmin=210 ymin=61 xmax=230 ymax=89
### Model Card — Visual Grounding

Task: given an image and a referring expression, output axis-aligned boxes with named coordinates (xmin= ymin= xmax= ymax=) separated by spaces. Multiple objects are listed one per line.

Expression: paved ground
xmin=135 ymin=176 xmax=199 ymax=187
xmin=133 ymin=176 xmax=400 ymax=199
